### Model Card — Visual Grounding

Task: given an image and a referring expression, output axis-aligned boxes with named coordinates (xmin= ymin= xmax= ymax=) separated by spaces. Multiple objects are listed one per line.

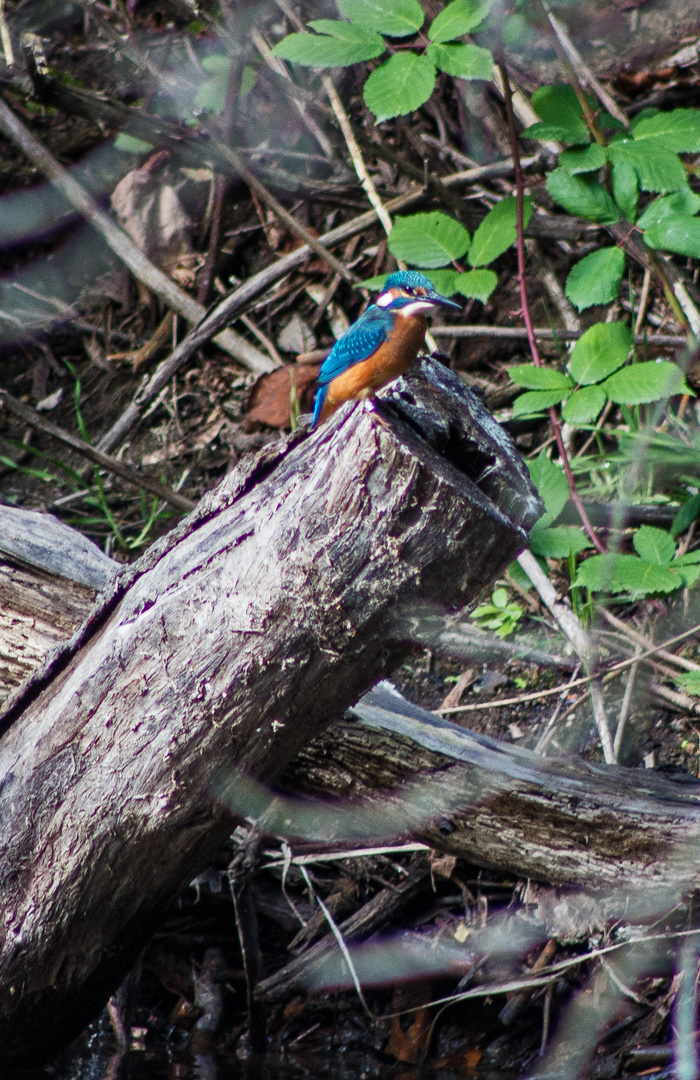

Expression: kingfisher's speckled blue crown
xmin=376 ymin=271 xmax=461 ymax=312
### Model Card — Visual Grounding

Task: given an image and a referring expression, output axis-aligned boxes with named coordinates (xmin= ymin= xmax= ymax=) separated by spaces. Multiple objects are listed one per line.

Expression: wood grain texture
xmin=0 ymin=358 xmax=538 ymax=1067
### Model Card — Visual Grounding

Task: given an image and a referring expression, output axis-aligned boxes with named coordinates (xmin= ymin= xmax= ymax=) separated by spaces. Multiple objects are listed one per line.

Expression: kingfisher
xmin=311 ymin=270 xmax=461 ymax=427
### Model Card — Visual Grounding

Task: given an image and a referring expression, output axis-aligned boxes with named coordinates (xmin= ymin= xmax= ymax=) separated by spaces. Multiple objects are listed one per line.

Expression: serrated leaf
xmin=530 ymin=526 xmax=591 ymax=558
xmin=114 ymin=133 xmax=154 ymax=153
xmin=428 ymin=0 xmax=493 ymax=42
xmin=631 ymin=108 xmax=700 ymax=153
xmin=546 ymin=168 xmax=619 ymax=224
xmin=521 ymin=121 xmax=590 ymax=145
xmin=633 ymin=525 xmax=676 ymax=566
xmin=678 ymin=565 xmax=700 ymax=589
xmin=561 ymin=384 xmax=607 ymax=423
xmin=363 ymin=53 xmax=436 ymax=122
xmin=426 ymin=42 xmax=492 ymax=80
xmin=636 ymin=190 xmax=700 ymax=230
xmin=512 ymin=389 xmax=568 ymax=416
xmin=468 ymin=196 xmax=532 ymax=267
xmin=388 ymin=210 xmax=470 ymax=267
xmin=452 ymin=269 xmax=497 ymax=302
xmin=575 ymin=553 xmax=683 ymax=597
xmin=337 ymin=0 xmax=424 ymax=36
xmin=272 ymin=24 xmax=386 ymax=66
xmin=677 ymin=671 xmax=700 ymax=696
xmin=612 ymin=161 xmax=638 ymax=222
xmin=201 ymin=55 xmax=232 ymax=74
xmin=675 ymin=548 xmax=700 ymax=566
xmin=423 ymin=269 xmax=460 ymax=295
xmin=558 ymin=144 xmax=607 ymax=173
xmin=608 ymin=139 xmax=687 ymax=193
xmin=527 ymin=83 xmax=589 ymax=144
xmin=527 ymin=454 xmax=569 ymax=528
xmin=602 ymin=360 xmax=690 ymax=405
xmin=643 ymin=215 xmax=700 ymax=258
xmin=565 ymin=247 xmax=625 ymax=311
xmin=671 ymin=493 xmax=700 ymax=537
xmin=568 ymin=322 xmax=632 ymax=385
xmin=509 ymin=364 xmax=572 ymax=390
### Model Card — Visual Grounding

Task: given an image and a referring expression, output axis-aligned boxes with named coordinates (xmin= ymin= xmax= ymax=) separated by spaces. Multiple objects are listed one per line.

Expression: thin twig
xmin=613 ymin=645 xmax=641 ymax=761
xmin=0 ymin=390 xmax=195 ymax=512
xmin=431 ymin=326 xmax=687 ymax=347
xmin=499 ymin=62 xmax=604 ymax=555
xmin=0 ymin=0 xmax=14 ymax=67
xmin=0 ymin=96 xmax=273 ymax=377
xmin=544 ymin=7 xmax=629 ymax=127
xmin=597 ymin=607 xmax=700 ymax=673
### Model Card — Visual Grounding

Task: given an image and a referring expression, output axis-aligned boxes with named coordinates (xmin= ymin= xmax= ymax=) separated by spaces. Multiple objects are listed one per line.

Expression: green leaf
xmin=426 ymin=42 xmax=492 ymax=80
xmin=509 ymin=364 xmax=572 ymax=390
xmin=671 ymin=493 xmax=700 ymax=537
xmin=492 ymin=587 xmax=509 ymax=608
xmin=530 ymin=526 xmax=591 ymax=558
xmin=676 ymin=671 xmax=700 ymax=696
xmin=388 ymin=210 xmax=470 ymax=267
xmin=568 ymin=321 xmax=632 ymax=385
xmin=521 ymin=121 xmax=590 ymax=144
xmin=337 ymin=0 xmax=424 ymax=36
xmin=239 ymin=65 xmax=257 ymax=96
xmin=675 ymin=548 xmax=700 ymax=566
xmin=527 ymin=454 xmax=569 ymax=528
xmin=114 ymin=132 xmax=153 ymax=153
xmin=272 ymin=25 xmax=385 ymax=66
xmin=602 ymin=360 xmax=690 ymax=405
xmin=607 ymin=139 xmax=688 ymax=193
xmin=502 ymin=13 xmax=534 ymax=50
xmin=644 ymin=215 xmax=700 ymax=258
xmin=428 ymin=0 xmax=493 ymax=42
xmin=637 ymin=190 xmax=700 ymax=230
xmin=612 ymin=161 xmax=638 ymax=222
xmin=452 ymin=269 xmax=497 ymax=302
xmin=422 ymin=269 xmax=460 ymax=295
xmin=468 ymin=196 xmax=532 ymax=267
xmin=512 ymin=389 xmax=568 ymax=417
xmin=678 ymin=564 xmax=700 ymax=589
xmin=631 ymin=108 xmax=700 ymax=153
xmin=525 ymin=83 xmax=589 ymax=144
xmin=359 ymin=273 xmax=390 ymax=290
xmin=201 ymin=55 xmax=232 ymax=74
xmin=561 ymin=384 xmax=607 ymax=423
xmin=575 ymin=553 xmax=683 ymax=597
xmin=558 ymin=144 xmax=606 ymax=173
xmin=633 ymin=525 xmax=676 ymax=566
xmin=363 ymin=53 xmax=436 ymax=121
xmin=194 ymin=70 xmax=230 ymax=113
xmin=565 ymin=247 xmax=625 ymax=311
xmin=546 ymin=168 xmax=619 ymax=224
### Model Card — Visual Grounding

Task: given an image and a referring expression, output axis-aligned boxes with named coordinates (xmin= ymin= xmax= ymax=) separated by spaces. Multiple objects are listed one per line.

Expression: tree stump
xmin=0 ymin=358 xmax=540 ymax=1067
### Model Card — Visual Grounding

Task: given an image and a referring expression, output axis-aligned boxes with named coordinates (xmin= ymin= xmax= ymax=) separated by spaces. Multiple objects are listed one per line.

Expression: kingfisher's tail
xmin=311 ymin=385 xmax=327 ymax=427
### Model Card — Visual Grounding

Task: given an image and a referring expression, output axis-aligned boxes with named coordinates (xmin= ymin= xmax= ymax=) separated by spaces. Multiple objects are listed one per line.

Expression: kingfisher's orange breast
xmin=320 ymin=315 xmax=427 ymax=422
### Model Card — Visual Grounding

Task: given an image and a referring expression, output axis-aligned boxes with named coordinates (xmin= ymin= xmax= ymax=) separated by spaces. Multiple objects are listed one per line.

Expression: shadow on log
xmin=0 ymin=358 xmax=540 ymax=1068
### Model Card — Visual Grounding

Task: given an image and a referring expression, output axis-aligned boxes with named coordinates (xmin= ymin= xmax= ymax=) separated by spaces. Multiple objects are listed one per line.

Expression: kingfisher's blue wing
xmin=316 ymin=305 xmax=392 ymax=387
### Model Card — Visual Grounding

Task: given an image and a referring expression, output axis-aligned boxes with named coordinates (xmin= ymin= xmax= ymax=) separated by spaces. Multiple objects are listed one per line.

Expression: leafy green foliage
xmin=426 ymin=42 xmax=492 ymax=79
xmin=509 ymin=365 xmax=571 ymax=390
xmin=114 ymin=133 xmax=154 ymax=153
xmin=559 ymin=144 xmax=607 ymax=173
xmin=428 ymin=0 xmax=492 ymax=41
xmin=388 ymin=211 xmax=470 ymax=267
xmin=636 ymin=190 xmax=700 ymax=230
xmin=644 ymin=216 xmax=700 ymax=258
xmin=530 ymin=526 xmax=591 ymax=558
xmin=468 ymin=196 xmax=532 ymax=266
xmin=273 ymin=22 xmax=385 ymax=66
xmin=568 ymin=322 xmax=631 ymax=384
xmin=337 ymin=0 xmax=424 ymax=36
xmin=565 ymin=247 xmax=626 ymax=311
xmin=527 ymin=454 xmax=570 ymax=529
xmin=471 ymin=588 xmax=523 ymax=638
xmin=194 ymin=54 xmax=231 ymax=113
xmin=561 ymin=384 xmax=607 ymax=423
xmin=363 ymin=52 xmax=437 ymax=120
xmin=607 ymin=138 xmax=688 ymax=194
xmin=676 ymin=671 xmax=700 ymax=696
xmin=611 ymin=161 xmax=638 ymax=222
xmin=523 ymin=84 xmax=589 ymax=144
xmin=575 ymin=527 xmax=700 ymax=598
xmin=511 ymin=389 xmax=569 ymax=416
xmin=451 ymin=269 xmax=497 ymax=301
xmin=546 ymin=169 xmax=619 ymax=223
xmin=602 ymin=361 xmax=690 ymax=405
xmin=671 ymin=494 xmax=700 ymax=538
xmin=631 ymin=108 xmax=700 ymax=153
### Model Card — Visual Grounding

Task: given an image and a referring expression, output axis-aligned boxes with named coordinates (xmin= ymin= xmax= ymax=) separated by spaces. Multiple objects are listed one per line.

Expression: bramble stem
xmin=498 ymin=63 xmax=605 ymax=555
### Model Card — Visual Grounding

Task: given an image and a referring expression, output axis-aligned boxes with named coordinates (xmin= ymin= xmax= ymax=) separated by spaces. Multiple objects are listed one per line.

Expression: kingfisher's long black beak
xmin=427 ymin=292 xmax=462 ymax=311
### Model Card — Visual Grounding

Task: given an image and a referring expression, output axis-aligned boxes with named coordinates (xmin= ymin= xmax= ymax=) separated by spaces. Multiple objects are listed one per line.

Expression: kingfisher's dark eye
xmin=404 ymin=286 xmax=415 ymax=296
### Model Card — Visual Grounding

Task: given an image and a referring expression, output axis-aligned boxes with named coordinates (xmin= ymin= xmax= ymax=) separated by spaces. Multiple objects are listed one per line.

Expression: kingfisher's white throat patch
xmin=398 ymin=300 xmax=435 ymax=317
xmin=376 ymin=292 xmax=394 ymax=307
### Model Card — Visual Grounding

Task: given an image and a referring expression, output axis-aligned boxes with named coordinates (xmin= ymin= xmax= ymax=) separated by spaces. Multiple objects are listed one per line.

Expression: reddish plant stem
xmin=498 ymin=63 xmax=605 ymax=555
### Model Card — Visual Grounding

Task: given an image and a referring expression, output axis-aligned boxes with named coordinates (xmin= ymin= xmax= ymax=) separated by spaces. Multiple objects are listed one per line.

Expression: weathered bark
xmin=0 ymin=358 xmax=539 ymax=1068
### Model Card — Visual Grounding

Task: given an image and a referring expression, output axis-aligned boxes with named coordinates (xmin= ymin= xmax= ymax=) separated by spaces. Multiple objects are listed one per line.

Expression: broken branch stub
xmin=0 ymin=358 xmax=540 ymax=1068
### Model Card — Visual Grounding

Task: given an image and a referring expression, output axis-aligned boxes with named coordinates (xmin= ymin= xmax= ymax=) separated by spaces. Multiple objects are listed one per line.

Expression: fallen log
xmin=0 ymin=357 xmax=538 ymax=1068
